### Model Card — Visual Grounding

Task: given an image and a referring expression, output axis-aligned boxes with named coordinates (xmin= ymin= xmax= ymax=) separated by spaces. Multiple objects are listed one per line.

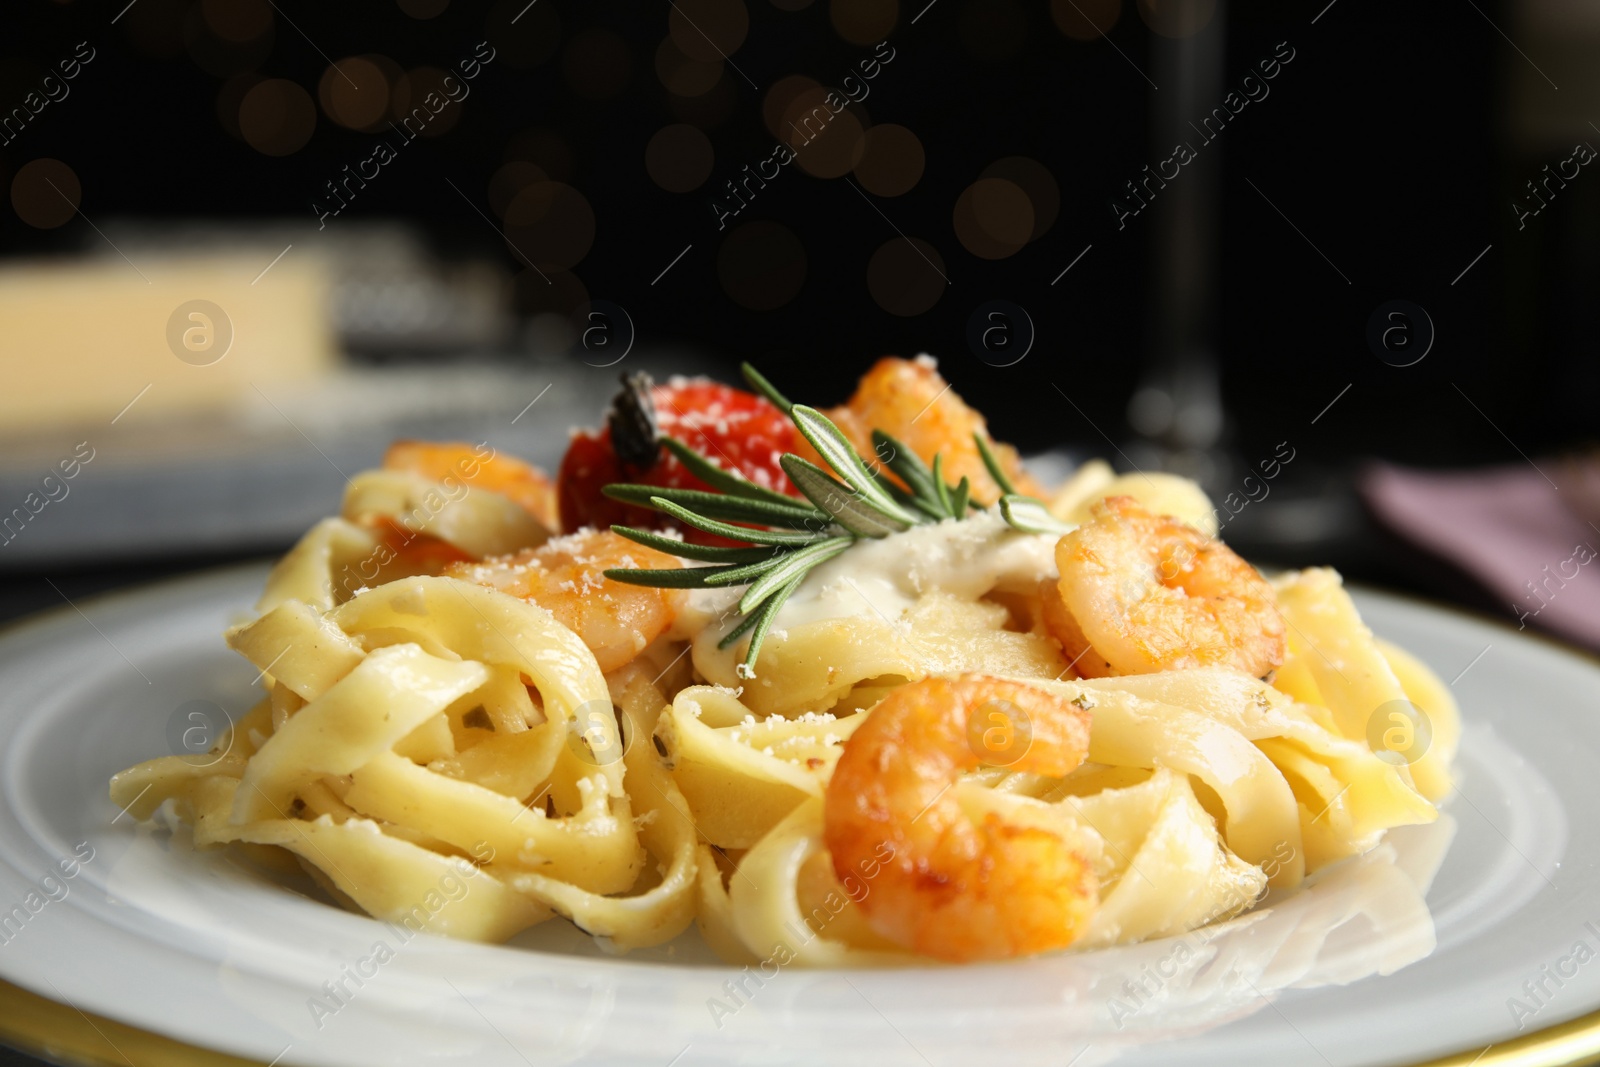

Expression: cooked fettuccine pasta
xmin=112 ymin=358 xmax=1456 ymax=965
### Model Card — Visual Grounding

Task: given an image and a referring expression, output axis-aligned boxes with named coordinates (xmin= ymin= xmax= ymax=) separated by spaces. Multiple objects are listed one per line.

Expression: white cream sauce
xmin=674 ymin=513 xmax=1068 ymax=641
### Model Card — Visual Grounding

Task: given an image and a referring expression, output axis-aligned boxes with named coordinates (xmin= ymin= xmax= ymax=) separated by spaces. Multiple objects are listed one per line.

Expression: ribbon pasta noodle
xmin=111 ymin=364 xmax=1457 ymax=966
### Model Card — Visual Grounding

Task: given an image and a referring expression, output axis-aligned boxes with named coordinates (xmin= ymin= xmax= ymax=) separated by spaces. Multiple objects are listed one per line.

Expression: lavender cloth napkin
xmin=1360 ymin=461 xmax=1600 ymax=650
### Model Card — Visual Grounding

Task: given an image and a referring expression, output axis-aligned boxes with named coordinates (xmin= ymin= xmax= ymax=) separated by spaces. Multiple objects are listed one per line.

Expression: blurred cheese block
xmin=0 ymin=255 xmax=335 ymax=431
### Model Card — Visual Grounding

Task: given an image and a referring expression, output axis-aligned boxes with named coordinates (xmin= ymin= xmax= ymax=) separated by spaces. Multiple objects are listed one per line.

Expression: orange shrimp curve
xmin=1044 ymin=496 xmax=1286 ymax=678
xmin=823 ymin=674 xmax=1097 ymax=962
xmin=446 ymin=529 xmax=683 ymax=673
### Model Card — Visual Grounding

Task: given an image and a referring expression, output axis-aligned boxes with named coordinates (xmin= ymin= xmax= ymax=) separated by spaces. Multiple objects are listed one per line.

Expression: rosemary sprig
xmin=611 ymin=526 xmax=779 ymax=563
xmin=873 ymin=430 xmax=951 ymax=521
xmin=998 ymin=494 xmax=1073 ymax=535
xmin=602 ymin=362 xmax=1070 ymax=676
xmin=789 ymin=404 xmax=919 ymax=525
xmin=974 ymin=433 xmax=1020 ymax=496
xmin=740 ymin=363 xmax=795 ymax=414
xmin=603 ymin=483 xmax=830 ymax=528
xmin=974 ymin=431 xmax=1070 ymax=532
xmin=779 ymin=455 xmax=912 ymax=538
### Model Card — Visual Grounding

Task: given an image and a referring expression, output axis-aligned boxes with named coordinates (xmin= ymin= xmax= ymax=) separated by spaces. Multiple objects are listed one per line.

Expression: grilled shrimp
xmin=1045 ymin=496 xmax=1285 ymax=678
xmin=823 ymin=674 xmax=1097 ymax=962
xmin=384 ymin=440 xmax=559 ymax=531
xmin=446 ymin=530 xmax=683 ymax=672
xmin=815 ymin=356 xmax=1041 ymax=505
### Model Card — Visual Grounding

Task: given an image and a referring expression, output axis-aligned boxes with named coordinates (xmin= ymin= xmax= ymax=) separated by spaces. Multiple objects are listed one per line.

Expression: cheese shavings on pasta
xmin=111 ymin=361 xmax=1457 ymax=965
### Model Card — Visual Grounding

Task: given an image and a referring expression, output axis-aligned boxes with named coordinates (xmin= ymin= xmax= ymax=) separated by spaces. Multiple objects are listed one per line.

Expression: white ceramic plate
xmin=0 ymin=566 xmax=1597 ymax=1067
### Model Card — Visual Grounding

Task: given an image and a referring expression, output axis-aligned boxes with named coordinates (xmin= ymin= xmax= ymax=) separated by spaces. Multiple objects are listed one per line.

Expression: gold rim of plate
xmin=2 ymin=976 xmax=1599 ymax=1067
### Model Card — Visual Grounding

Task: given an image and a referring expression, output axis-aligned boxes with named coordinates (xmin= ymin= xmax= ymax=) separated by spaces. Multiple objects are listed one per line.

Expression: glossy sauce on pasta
xmin=108 ymin=366 xmax=1460 ymax=967
xmin=682 ymin=514 xmax=1065 ymax=682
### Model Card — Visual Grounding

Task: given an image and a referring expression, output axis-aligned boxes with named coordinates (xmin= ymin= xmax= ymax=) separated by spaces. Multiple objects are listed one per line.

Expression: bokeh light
xmin=489 ymin=161 xmax=548 ymax=218
xmin=867 ymin=237 xmax=947 ymax=316
xmin=980 ymin=156 xmax=1059 ymax=241
xmin=390 ymin=68 xmax=464 ymax=137
xmin=853 ymin=124 xmax=924 ymax=196
xmin=364 ymin=54 xmax=406 ymax=88
xmin=239 ymin=78 xmax=316 ymax=156
xmin=1137 ymin=0 xmax=1216 ymax=37
xmin=763 ymin=75 xmax=820 ymax=139
xmin=656 ymin=38 xmax=724 ymax=97
xmin=718 ymin=221 xmax=807 ymax=310
xmin=783 ymin=87 xmax=867 ymax=178
xmin=504 ymin=182 xmax=596 ymax=270
xmin=953 ymin=177 xmax=1034 ymax=259
xmin=830 ymin=0 xmax=898 ymax=45
xmin=646 ymin=124 xmax=715 ymax=192
xmin=563 ymin=28 xmax=632 ymax=100
xmin=485 ymin=0 xmax=562 ymax=68
xmin=200 ymin=0 xmax=272 ymax=42
xmin=11 ymin=159 xmax=80 ymax=229
xmin=318 ymin=57 xmax=392 ymax=131
xmin=1051 ymin=0 xmax=1121 ymax=40
xmin=669 ymin=0 xmax=750 ymax=62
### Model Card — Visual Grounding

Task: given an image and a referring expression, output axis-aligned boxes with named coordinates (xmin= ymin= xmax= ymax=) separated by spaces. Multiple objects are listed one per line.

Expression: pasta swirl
xmin=110 ymin=363 xmax=1458 ymax=966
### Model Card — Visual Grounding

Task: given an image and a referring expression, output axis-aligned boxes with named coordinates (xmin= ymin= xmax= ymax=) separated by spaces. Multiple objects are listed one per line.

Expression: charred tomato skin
xmin=557 ymin=378 xmax=802 ymax=545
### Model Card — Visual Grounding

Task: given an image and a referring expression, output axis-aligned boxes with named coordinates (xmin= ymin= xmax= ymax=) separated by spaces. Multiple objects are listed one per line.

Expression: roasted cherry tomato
xmin=557 ymin=374 xmax=802 ymax=545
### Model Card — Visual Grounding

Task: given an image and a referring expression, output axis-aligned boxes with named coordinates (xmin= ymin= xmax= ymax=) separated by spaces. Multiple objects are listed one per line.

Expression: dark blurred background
xmin=0 ymin=0 xmax=1596 ymax=648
